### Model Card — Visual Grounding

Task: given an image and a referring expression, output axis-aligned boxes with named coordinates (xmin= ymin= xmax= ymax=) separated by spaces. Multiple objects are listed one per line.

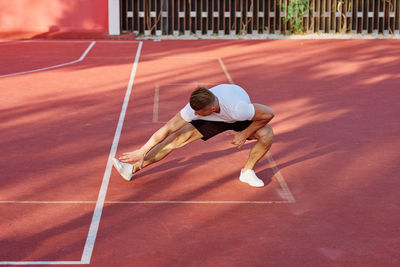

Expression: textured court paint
xmin=0 ymin=41 xmax=95 ymax=78
xmin=80 ymin=41 xmax=143 ymax=264
xmin=3 ymin=40 xmax=399 ymax=266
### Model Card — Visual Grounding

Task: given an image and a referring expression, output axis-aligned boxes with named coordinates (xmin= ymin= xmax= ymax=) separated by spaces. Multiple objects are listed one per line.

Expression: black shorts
xmin=190 ymin=120 xmax=253 ymax=141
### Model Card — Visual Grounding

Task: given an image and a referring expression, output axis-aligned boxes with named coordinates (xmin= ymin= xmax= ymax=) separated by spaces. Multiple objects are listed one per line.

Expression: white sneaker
xmin=239 ymin=169 xmax=264 ymax=187
xmin=112 ymin=158 xmax=134 ymax=181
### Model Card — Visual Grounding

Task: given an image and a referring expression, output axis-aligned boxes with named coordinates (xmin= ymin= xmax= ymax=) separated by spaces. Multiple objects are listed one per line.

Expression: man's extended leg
xmin=113 ymin=124 xmax=203 ymax=181
xmin=239 ymin=125 xmax=274 ymax=187
xmin=133 ymin=124 xmax=203 ymax=172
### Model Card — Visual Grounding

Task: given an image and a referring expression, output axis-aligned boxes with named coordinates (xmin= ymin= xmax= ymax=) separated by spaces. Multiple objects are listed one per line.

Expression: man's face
xmin=194 ymin=106 xmax=214 ymax=116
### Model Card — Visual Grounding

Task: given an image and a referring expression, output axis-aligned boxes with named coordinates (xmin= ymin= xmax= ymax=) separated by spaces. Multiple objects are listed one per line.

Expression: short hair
xmin=189 ymin=86 xmax=215 ymax=110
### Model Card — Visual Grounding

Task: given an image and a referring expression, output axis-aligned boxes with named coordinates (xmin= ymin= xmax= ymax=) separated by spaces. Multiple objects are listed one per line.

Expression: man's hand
xmin=119 ymin=149 xmax=146 ymax=169
xmin=227 ymin=131 xmax=247 ymax=148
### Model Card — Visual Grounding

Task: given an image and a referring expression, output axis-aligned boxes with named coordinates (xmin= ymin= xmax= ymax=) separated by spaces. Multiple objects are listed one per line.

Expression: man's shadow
xmin=131 ymin=138 xmax=337 ymax=187
xmin=132 ymin=142 xmax=273 ymax=186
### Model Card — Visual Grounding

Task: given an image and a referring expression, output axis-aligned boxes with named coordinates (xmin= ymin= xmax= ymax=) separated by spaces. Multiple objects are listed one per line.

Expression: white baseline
xmin=0 ymin=41 xmax=143 ymax=265
xmin=0 ymin=41 xmax=96 ymax=78
xmin=80 ymin=41 xmax=143 ymax=264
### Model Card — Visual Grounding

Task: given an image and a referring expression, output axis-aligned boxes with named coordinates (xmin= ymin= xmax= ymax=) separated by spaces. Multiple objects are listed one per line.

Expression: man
xmin=112 ymin=84 xmax=274 ymax=187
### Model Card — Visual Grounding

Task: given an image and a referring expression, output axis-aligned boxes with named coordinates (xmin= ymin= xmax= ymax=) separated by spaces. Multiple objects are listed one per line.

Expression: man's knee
xmin=256 ymin=125 xmax=274 ymax=145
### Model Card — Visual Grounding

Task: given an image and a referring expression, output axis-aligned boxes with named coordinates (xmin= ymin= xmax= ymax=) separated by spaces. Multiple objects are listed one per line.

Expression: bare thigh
xmin=167 ymin=123 xmax=204 ymax=148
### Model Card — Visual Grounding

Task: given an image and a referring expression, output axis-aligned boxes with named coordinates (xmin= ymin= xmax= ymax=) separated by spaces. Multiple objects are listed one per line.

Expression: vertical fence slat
xmin=208 ymin=0 xmax=212 ymax=35
xmin=384 ymin=0 xmax=389 ymax=34
xmin=397 ymin=0 xmax=400 ymax=34
xmin=327 ymin=0 xmax=332 ymax=33
xmin=345 ymin=0 xmax=350 ymax=33
xmin=389 ymin=0 xmax=394 ymax=34
xmin=334 ymin=0 xmax=338 ymax=33
xmin=353 ymin=0 xmax=357 ymax=33
xmin=270 ymin=0 xmax=274 ymax=34
xmin=378 ymin=0 xmax=382 ymax=33
xmin=224 ymin=0 xmax=228 ymax=34
xmin=266 ymin=0 xmax=268 ymax=33
xmin=235 ymin=0 xmax=240 ymax=34
xmin=141 ymin=0 xmax=145 ymax=35
xmin=372 ymin=0 xmax=376 ymax=33
xmin=123 ymin=0 xmax=399 ymax=36
xmin=134 ymin=0 xmax=138 ymax=33
xmin=219 ymin=0 xmax=222 ymax=34
xmin=360 ymin=0 xmax=365 ymax=33
xmin=315 ymin=0 xmax=320 ymax=33
xmin=383 ymin=0 xmax=387 ymax=34
xmin=277 ymin=0 xmax=281 ymax=34
xmin=396 ymin=0 xmax=400 ymax=34
xmin=328 ymin=0 xmax=332 ymax=33
xmin=283 ymin=0 xmax=287 ymax=34
xmin=257 ymin=0 xmax=261 ymax=33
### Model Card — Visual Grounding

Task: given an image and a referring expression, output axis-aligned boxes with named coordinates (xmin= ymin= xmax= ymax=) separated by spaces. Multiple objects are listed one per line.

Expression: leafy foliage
xmin=282 ymin=0 xmax=313 ymax=34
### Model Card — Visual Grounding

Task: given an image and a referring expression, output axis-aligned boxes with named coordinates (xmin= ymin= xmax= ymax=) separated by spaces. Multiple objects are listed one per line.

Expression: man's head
xmin=190 ymin=86 xmax=217 ymax=116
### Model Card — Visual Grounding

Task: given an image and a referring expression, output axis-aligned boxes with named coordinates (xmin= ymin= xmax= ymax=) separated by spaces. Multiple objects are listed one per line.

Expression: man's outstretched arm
xmin=119 ymin=112 xmax=188 ymax=167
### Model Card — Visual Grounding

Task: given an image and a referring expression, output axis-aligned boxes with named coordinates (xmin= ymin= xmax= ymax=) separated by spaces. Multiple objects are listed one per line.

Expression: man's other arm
xmin=231 ymin=104 xmax=275 ymax=147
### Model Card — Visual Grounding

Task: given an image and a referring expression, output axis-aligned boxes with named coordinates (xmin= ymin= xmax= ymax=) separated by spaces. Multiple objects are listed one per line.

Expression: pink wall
xmin=0 ymin=0 xmax=108 ymax=33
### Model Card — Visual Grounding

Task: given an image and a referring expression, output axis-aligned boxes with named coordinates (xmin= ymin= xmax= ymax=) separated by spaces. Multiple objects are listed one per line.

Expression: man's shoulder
xmin=211 ymin=84 xmax=250 ymax=103
xmin=210 ymin=84 xmax=247 ymax=97
xmin=210 ymin=83 xmax=243 ymax=91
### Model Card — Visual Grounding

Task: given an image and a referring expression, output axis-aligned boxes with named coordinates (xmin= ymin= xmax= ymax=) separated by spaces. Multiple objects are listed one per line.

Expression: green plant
xmin=282 ymin=0 xmax=313 ymax=34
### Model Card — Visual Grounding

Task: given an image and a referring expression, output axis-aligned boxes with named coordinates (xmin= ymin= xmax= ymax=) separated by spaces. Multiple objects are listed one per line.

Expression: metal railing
xmin=121 ymin=0 xmax=400 ymax=36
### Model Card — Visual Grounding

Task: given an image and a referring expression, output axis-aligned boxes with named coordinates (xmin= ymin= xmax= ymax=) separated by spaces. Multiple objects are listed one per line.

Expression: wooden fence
xmin=121 ymin=0 xmax=400 ymax=36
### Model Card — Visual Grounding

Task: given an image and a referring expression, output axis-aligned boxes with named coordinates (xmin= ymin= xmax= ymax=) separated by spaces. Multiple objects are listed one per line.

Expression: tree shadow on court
xmin=122 ymin=143 xmax=274 ymax=202
xmin=1 ymin=39 xmax=400 ymax=264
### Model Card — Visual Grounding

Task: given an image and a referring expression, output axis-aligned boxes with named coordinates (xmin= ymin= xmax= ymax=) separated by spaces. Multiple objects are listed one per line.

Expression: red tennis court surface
xmin=0 ymin=39 xmax=399 ymax=266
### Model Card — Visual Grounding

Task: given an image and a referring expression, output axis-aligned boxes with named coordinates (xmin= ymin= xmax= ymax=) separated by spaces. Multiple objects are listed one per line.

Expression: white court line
xmin=267 ymin=154 xmax=296 ymax=203
xmin=0 ymin=200 xmax=291 ymax=204
xmin=0 ymin=41 xmax=95 ymax=78
xmin=153 ymin=85 xmax=159 ymax=123
xmin=80 ymin=41 xmax=143 ymax=264
xmin=141 ymin=55 xmax=218 ymax=59
xmin=0 ymin=261 xmax=82 ymax=265
xmin=0 ymin=41 xmax=143 ymax=265
xmin=218 ymin=56 xmax=295 ymax=203
xmin=0 ymin=201 xmax=95 ymax=204
xmin=106 ymin=200 xmax=290 ymax=204
xmin=0 ymin=40 xmax=141 ymax=44
xmin=218 ymin=57 xmax=234 ymax=84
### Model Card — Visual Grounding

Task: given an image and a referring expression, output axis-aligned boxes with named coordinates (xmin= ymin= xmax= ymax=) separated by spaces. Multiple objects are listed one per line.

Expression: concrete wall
xmin=0 ymin=0 xmax=108 ymax=33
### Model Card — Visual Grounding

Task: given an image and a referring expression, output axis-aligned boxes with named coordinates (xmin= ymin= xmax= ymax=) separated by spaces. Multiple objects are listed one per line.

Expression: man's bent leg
xmin=134 ymin=124 xmax=203 ymax=172
xmin=239 ymin=125 xmax=273 ymax=187
xmin=243 ymin=125 xmax=274 ymax=171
